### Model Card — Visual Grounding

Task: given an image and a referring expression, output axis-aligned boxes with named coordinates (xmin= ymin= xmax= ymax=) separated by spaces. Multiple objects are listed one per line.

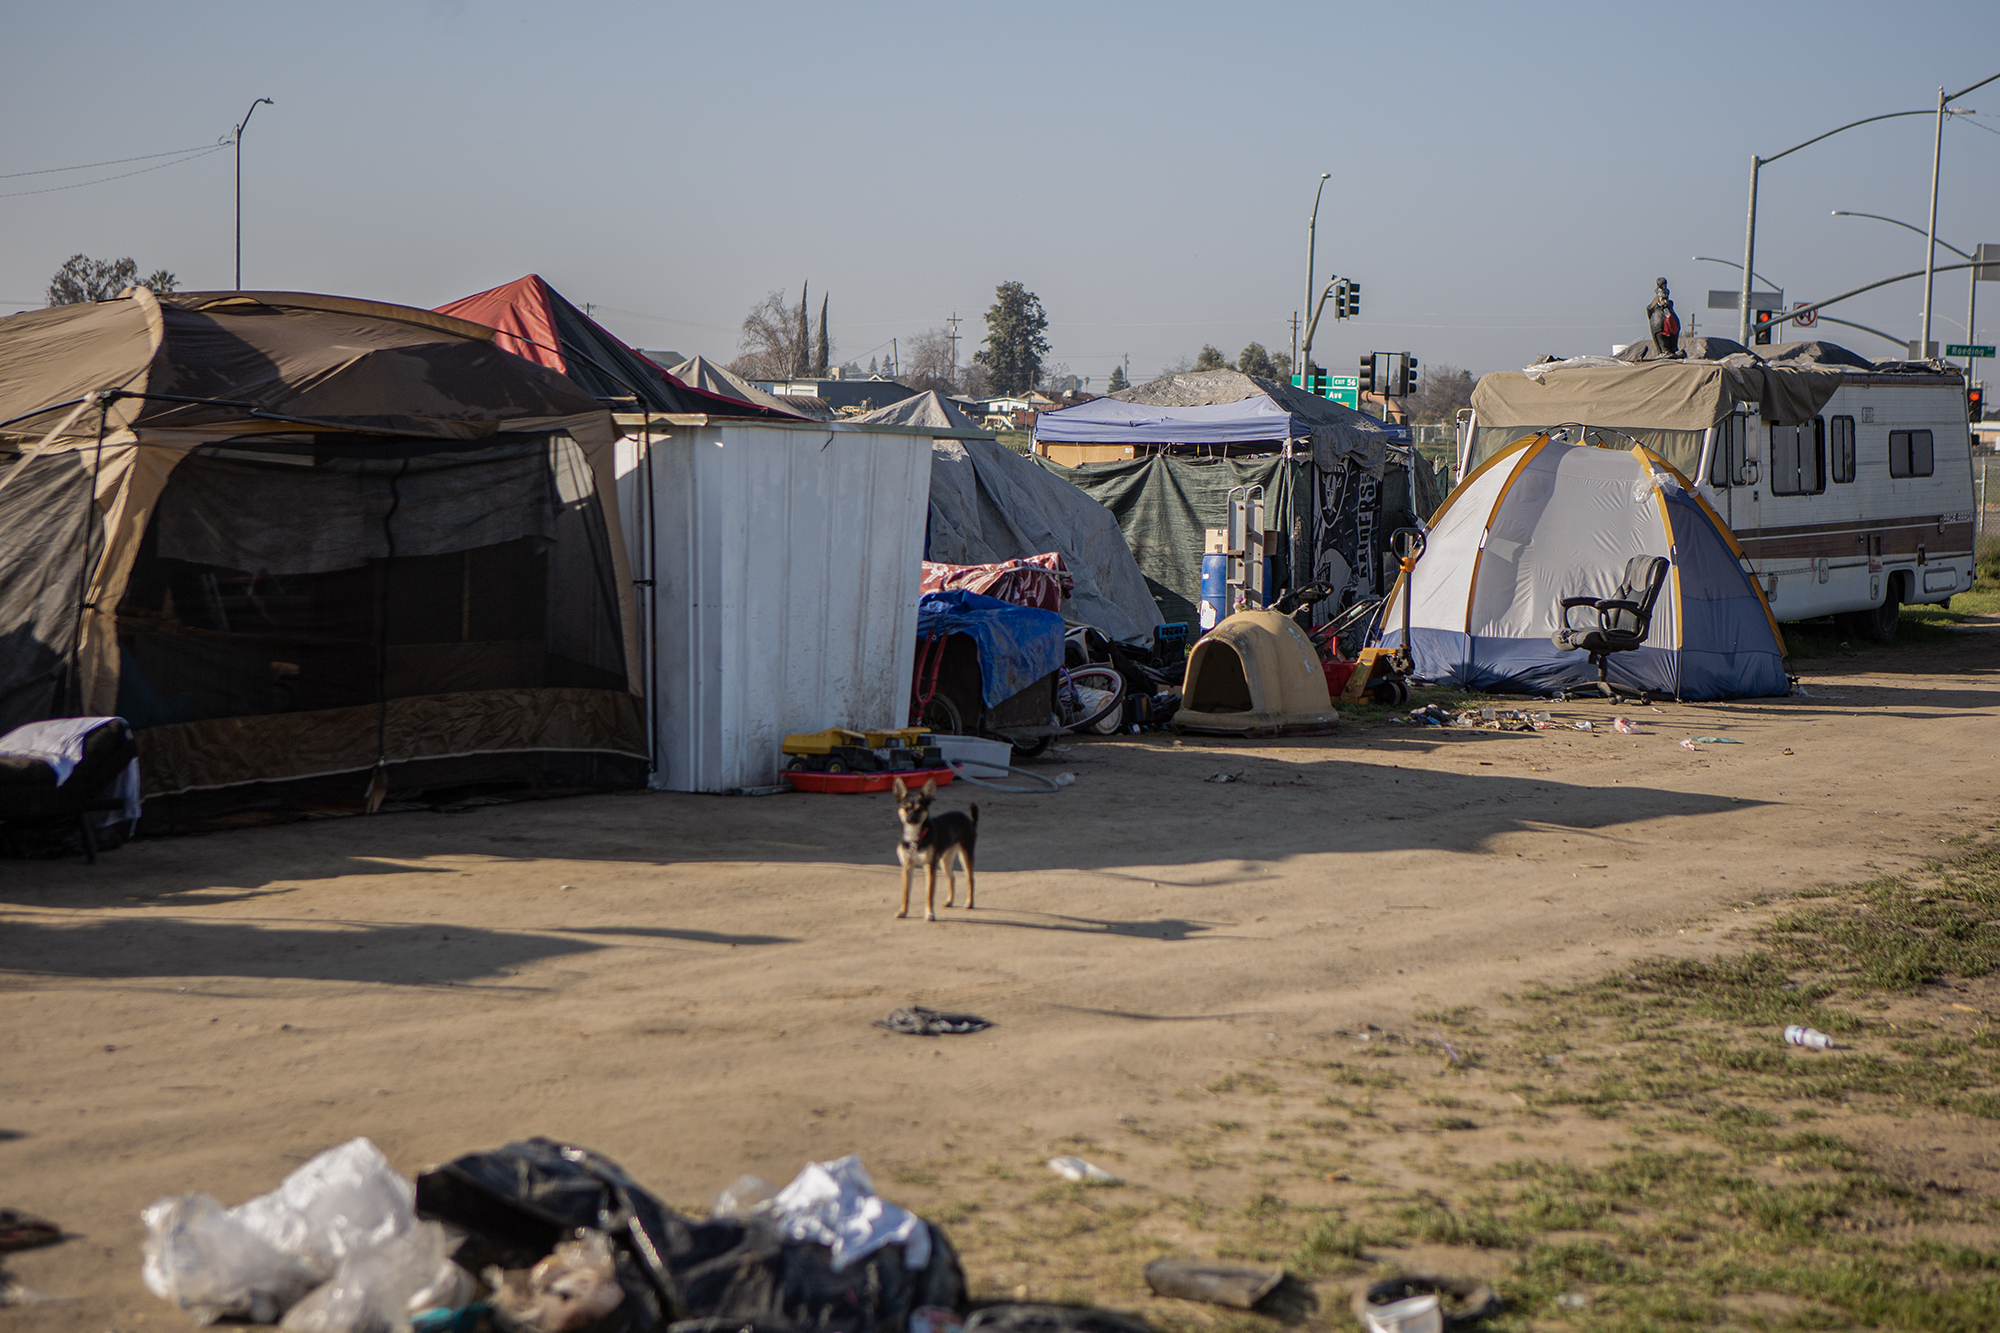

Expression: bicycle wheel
xmin=1059 ymin=665 xmax=1126 ymax=733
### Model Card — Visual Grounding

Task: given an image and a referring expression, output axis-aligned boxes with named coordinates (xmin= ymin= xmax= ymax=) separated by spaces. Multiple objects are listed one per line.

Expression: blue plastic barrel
xmin=1199 ymin=553 xmax=1228 ymax=631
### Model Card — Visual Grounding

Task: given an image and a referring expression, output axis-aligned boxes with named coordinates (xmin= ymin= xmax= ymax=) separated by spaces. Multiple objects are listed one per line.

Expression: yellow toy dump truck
xmin=781 ymin=727 xmax=943 ymax=775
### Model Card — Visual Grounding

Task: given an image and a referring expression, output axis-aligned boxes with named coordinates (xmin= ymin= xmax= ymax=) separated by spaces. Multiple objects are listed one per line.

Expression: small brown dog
xmin=893 ymin=776 xmax=978 ymax=921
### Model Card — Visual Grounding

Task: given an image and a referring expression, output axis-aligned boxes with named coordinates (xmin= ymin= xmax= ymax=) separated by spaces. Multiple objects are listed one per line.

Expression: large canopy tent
xmin=0 ymin=288 xmax=647 ymax=818
xmin=1032 ymin=371 xmax=1395 ymax=627
xmin=1379 ymin=435 xmax=1789 ymax=700
xmin=439 ymin=275 xmax=793 ymax=419
xmin=851 ymin=393 xmax=1163 ymax=644
xmin=1466 ymin=351 xmax=1844 ymax=479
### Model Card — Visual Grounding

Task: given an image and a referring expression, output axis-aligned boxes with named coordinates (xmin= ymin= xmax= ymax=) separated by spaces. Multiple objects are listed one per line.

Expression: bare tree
xmin=903 ymin=326 xmax=958 ymax=395
xmin=1409 ymin=363 xmax=1476 ymax=424
xmin=730 ymin=289 xmax=809 ymax=380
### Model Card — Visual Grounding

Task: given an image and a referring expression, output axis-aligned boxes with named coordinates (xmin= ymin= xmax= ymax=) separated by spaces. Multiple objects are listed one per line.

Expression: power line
xmin=0 ymin=140 xmax=228 ymax=179
xmin=0 ymin=144 xmax=229 ymax=199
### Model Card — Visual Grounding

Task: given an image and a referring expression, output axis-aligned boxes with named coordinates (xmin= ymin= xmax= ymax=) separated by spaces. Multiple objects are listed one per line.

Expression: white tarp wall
xmin=616 ymin=420 xmax=933 ymax=791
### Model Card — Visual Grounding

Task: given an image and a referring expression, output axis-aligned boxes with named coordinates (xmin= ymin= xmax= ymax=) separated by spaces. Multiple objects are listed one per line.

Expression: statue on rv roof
xmin=1647 ymin=277 xmax=1682 ymax=357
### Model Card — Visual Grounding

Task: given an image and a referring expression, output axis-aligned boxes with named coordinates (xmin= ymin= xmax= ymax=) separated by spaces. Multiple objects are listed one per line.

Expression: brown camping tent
xmin=0 ymin=288 xmax=647 ymax=817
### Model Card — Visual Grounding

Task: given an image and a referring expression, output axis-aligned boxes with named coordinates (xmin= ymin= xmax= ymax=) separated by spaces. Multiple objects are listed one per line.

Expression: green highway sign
xmin=1294 ymin=373 xmax=1360 ymax=409
xmin=1947 ymin=343 xmax=1995 ymax=358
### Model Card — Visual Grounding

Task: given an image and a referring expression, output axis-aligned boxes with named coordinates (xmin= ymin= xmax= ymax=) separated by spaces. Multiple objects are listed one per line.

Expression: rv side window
xmin=1830 ymin=415 xmax=1855 ymax=483
xmin=1889 ymin=429 xmax=1934 ymax=478
xmin=1708 ymin=416 xmax=1736 ymax=487
xmin=1770 ymin=420 xmax=1825 ymax=496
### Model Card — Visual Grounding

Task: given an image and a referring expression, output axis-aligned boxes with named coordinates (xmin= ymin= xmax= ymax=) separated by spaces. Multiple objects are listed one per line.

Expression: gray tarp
xmin=1475 ymin=355 xmax=1842 ymax=433
xmin=925 ymin=436 xmax=1162 ymax=644
xmin=850 ymin=391 xmax=981 ymax=432
xmin=1033 ymin=369 xmax=1390 ymax=474
xmin=665 ymin=357 xmax=811 ymax=418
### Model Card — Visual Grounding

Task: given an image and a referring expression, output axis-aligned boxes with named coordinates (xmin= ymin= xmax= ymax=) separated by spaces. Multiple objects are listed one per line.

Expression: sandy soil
xmin=3 ymin=626 xmax=1996 ymax=1327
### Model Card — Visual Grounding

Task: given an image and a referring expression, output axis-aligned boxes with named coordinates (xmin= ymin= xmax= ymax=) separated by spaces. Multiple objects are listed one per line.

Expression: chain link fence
xmin=1979 ymin=455 xmax=1999 ymax=555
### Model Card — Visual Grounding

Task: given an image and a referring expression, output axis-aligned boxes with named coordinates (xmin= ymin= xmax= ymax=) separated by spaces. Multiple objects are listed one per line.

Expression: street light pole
xmin=1922 ymin=86 xmax=1946 ymax=354
xmin=1920 ymin=69 xmax=2000 ymax=355
xmin=1733 ymin=107 xmax=1943 ymax=345
xmin=1833 ymin=210 xmax=1977 ymax=370
xmin=1302 ymin=173 xmax=1330 ymax=378
xmin=234 ymin=98 xmax=274 ymax=291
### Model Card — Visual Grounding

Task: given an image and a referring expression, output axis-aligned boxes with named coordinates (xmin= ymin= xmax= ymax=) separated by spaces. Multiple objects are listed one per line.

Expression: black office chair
xmin=1551 ymin=555 xmax=1670 ymax=705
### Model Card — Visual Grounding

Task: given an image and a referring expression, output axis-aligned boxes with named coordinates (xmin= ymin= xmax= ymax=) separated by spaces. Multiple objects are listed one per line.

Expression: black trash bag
xmin=416 ymin=1138 xmax=700 ymax=1323
xmin=417 ymin=1140 xmax=966 ymax=1333
xmin=668 ymin=1214 xmax=965 ymax=1333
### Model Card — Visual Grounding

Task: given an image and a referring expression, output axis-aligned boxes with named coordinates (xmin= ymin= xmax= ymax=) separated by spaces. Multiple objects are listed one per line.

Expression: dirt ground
xmin=4 ymin=625 xmax=1996 ymax=1329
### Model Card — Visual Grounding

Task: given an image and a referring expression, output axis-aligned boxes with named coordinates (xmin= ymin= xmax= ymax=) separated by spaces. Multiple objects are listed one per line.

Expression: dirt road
xmin=4 ymin=628 xmax=1995 ymax=1328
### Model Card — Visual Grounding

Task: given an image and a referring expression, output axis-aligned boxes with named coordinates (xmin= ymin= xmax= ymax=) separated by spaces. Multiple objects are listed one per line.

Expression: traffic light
xmin=1754 ymin=311 xmax=1773 ymax=346
xmin=1404 ymin=355 xmax=1419 ymax=396
xmin=1347 ymin=281 xmax=1360 ymax=319
xmin=1357 ymin=352 xmax=1376 ymax=394
xmin=1332 ymin=280 xmax=1350 ymax=320
xmin=1971 ymin=385 xmax=1985 ymax=420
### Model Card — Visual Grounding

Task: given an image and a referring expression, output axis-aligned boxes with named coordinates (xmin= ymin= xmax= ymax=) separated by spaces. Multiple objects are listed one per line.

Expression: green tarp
xmin=1031 ymin=455 xmax=1304 ymax=628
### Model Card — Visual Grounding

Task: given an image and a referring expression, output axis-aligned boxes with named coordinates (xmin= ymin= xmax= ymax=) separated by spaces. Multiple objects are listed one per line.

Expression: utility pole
xmin=891 ymin=338 xmax=898 ymax=379
xmin=1922 ymin=85 xmax=1946 ymax=355
xmin=1289 ymin=312 xmax=1300 ymax=374
xmin=946 ymin=311 xmax=961 ymax=383
xmin=234 ymin=97 xmax=274 ymax=291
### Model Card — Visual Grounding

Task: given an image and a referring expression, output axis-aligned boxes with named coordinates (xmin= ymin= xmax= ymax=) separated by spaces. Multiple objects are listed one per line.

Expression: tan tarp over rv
xmin=1467 ymin=355 xmax=1843 ymax=479
xmin=0 ymin=288 xmax=646 ymax=811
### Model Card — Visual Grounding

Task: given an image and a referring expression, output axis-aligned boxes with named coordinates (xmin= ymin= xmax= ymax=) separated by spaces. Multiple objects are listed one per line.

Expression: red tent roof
xmin=438 ymin=275 xmax=796 ymax=418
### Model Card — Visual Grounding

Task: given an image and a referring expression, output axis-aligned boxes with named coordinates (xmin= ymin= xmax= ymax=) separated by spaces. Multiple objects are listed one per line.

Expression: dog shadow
xmin=950 ymin=910 xmax=1236 ymax=940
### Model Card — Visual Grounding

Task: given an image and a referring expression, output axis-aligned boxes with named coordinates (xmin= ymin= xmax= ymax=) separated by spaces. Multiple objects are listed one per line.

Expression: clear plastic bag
xmin=141 ymin=1138 xmax=419 ymax=1326
xmin=281 ymin=1221 xmax=470 ymax=1333
xmin=710 ymin=1175 xmax=777 ymax=1219
xmin=141 ymin=1193 xmax=322 ymax=1325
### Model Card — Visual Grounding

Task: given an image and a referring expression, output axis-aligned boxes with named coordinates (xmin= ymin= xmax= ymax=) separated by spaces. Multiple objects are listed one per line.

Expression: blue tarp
xmin=916 ymin=589 xmax=1065 ymax=708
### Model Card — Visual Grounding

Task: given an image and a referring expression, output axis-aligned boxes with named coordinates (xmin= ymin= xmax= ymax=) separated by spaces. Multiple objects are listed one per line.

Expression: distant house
xmin=958 ymin=388 xmax=1097 ymax=432
xmin=750 ymin=374 xmax=915 ymax=413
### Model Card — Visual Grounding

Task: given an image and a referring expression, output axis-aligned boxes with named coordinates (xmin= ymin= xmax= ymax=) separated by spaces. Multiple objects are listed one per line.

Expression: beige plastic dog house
xmin=1172 ymin=610 xmax=1337 ymax=735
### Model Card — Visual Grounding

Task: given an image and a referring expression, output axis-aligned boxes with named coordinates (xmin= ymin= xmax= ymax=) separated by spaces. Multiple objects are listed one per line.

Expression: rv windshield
xmin=1468 ymin=425 xmax=1704 ymax=479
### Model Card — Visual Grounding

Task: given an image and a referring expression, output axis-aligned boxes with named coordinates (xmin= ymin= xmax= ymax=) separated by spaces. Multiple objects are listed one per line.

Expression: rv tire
xmin=1857 ymin=583 xmax=1901 ymax=644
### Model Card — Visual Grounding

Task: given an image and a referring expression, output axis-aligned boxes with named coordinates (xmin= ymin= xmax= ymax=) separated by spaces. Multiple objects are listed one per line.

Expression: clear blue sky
xmin=5 ymin=1 xmax=1997 ymax=383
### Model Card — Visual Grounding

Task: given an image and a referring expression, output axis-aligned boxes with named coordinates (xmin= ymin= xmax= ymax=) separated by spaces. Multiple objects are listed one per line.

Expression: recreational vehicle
xmin=1457 ymin=347 xmax=1976 ymax=640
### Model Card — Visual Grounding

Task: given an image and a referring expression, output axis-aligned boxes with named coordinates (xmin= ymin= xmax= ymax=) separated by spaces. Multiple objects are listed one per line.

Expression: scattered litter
xmin=731 ymin=784 xmax=792 ymax=797
xmin=1052 ymin=772 xmax=1077 ymax=787
xmin=486 ymin=1229 xmax=625 ymax=1333
xmin=1613 ymin=716 xmax=1644 ymax=734
xmin=559 ymin=885 xmax=575 ymax=892
xmin=1556 ymin=1292 xmax=1588 ymax=1309
xmin=1204 ymin=773 xmax=1240 ymax=783
xmin=963 ymin=1304 xmax=1149 ymax=1333
xmin=1351 ymin=1275 xmax=1500 ymax=1332
xmin=875 ymin=1007 xmax=992 ymax=1036
xmin=711 ymin=1174 xmax=777 ymax=1218
xmin=1951 ymin=1003 xmax=1984 ymax=1015
xmin=1679 ymin=738 xmax=1699 ymax=752
xmin=1687 ymin=736 xmax=1742 ymax=744
xmin=1143 ymin=1257 xmax=1283 ymax=1310
xmin=1046 ymin=1157 xmax=1122 ymax=1185
xmin=1784 ymin=1025 xmax=1836 ymax=1050
xmin=1781 ymin=748 xmax=1794 ymax=755
xmin=1431 ymin=1029 xmax=1461 ymax=1064
xmin=762 ymin=1154 xmax=931 ymax=1272
xmin=910 ymin=1307 xmax=966 ymax=1333
xmin=1572 ymin=720 xmax=1593 ymax=731
xmin=282 ymin=1220 xmax=468 ymax=1333
xmin=0 ymin=1209 xmax=62 ymax=1253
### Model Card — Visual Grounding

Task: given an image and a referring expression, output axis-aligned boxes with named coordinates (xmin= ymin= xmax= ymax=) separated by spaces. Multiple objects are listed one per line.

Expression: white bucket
xmin=930 ymin=734 xmax=1012 ymax=779
xmin=1361 ymin=1293 xmax=1442 ymax=1333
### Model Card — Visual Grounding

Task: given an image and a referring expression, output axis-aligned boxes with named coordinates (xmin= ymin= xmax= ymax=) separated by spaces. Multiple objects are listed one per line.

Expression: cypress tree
xmin=814 ymin=293 xmax=829 ymax=376
xmin=794 ymin=281 xmax=810 ymax=377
